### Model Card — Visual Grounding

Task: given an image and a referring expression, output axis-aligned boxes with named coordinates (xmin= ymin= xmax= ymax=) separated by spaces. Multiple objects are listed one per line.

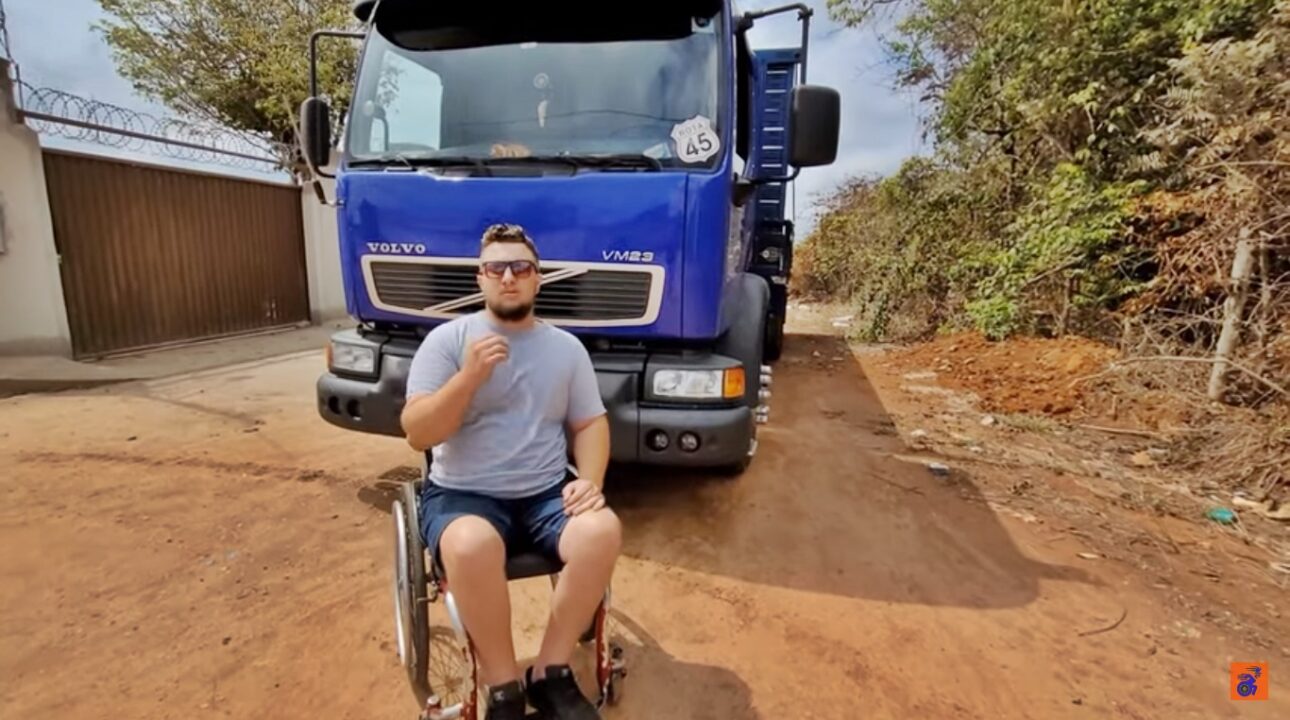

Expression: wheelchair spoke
xmin=423 ymin=607 xmax=480 ymax=717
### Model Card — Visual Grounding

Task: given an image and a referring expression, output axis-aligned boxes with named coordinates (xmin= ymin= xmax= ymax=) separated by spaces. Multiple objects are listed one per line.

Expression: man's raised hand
xmin=463 ymin=334 xmax=508 ymax=385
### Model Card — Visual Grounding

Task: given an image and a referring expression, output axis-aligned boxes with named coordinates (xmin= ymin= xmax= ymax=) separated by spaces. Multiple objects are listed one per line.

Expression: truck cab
xmin=304 ymin=0 xmax=839 ymax=474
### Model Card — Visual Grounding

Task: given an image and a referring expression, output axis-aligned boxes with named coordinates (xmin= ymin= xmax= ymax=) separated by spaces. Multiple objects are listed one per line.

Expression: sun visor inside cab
xmin=365 ymin=0 xmax=724 ymax=50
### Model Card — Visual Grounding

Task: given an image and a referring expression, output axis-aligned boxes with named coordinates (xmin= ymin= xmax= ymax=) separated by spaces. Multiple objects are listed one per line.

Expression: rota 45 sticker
xmin=671 ymin=115 xmax=720 ymax=163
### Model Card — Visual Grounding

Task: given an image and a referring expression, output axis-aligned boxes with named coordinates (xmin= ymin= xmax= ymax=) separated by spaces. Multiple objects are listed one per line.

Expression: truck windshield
xmin=346 ymin=11 xmax=724 ymax=170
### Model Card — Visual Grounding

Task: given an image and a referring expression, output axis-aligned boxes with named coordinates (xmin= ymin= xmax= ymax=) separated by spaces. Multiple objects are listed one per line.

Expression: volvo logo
xmin=367 ymin=242 xmax=427 ymax=255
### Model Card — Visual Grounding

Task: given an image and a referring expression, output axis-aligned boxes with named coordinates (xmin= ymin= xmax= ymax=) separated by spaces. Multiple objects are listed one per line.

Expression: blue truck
xmin=301 ymin=0 xmax=839 ymax=474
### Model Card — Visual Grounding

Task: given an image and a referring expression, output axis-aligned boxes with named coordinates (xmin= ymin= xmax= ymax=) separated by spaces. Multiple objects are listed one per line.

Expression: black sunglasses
xmin=479 ymin=260 xmax=537 ymax=279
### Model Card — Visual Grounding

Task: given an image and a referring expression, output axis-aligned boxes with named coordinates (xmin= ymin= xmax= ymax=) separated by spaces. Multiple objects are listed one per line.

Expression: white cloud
xmin=8 ymin=0 xmax=166 ymax=112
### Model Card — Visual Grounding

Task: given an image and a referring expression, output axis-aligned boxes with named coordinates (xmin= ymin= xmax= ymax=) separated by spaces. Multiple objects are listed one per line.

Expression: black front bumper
xmin=317 ymin=334 xmax=754 ymax=468
xmin=317 ymin=352 xmax=412 ymax=440
xmin=595 ymin=368 xmax=754 ymax=467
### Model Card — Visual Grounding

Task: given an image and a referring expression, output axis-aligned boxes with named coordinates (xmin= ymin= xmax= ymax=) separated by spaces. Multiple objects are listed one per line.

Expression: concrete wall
xmin=301 ymin=175 xmax=350 ymax=323
xmin=0 ymin=56 xmax=349 ymax=356
xmin=0 ymin=61 xmax=73 ymax=356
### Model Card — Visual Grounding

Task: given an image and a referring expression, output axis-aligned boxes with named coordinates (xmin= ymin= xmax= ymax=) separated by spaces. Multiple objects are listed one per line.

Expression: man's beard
xmin=487 ymin=298 xmax=534 ymax=321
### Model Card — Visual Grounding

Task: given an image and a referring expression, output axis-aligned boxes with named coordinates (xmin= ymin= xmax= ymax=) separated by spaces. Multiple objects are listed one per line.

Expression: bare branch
xmin=1101 ymin=356 xmax=1288 ymax=398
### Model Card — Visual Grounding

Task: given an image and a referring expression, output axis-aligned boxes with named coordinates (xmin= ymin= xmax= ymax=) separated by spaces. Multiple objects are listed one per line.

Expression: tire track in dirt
xmin=2 ymin=314 xmax=1288 ymax=718
xmin=17 ymin=450 xmax=347 ymax=485
xmin=603 ymin=323 xmax=1287 ymax=719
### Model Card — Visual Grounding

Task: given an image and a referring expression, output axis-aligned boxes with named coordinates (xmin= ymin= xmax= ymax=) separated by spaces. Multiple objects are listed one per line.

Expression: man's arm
xmin=568 ymin=414 xmax=610 ymax=490
xmin=401 ymin=371 xmax=483 ymax=451
xmin=561 ymin=344 xmax=611 ymax=515
xmin=401 ymin=334 xmax=508 ymax=451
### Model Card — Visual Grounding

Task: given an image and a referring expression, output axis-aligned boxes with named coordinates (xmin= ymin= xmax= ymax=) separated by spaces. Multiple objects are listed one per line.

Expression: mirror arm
xmin=304 ymin=145 xmax=335 ymax=181
xmin=310 ymin=30 xmax=366 ymax=98
xmin=759 ymin=167 xmax=802 ymax=184
xmin=305 ymin=29 xmax=366 ymax=181
xmin=737 ymin=5 xmax=815 ymax=189
xmin=800 ymin=7 xmax=810 ymax=83
xmin=734 ymin=167 xmax=798 ymax=208
xmin=745 ymin=166 xmax=802 ymax=186
xmin=309 ymin=177 xmax=342 ymax=208
xmin=737 ymin=3 xmax=812 ymax=83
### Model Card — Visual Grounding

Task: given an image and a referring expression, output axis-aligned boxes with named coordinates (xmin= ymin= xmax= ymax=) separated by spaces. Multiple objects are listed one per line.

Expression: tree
xmin=95 ymin=0 xmax=359 ymax=169
xmin=800 ymin=0 xmax=1276 ymax=342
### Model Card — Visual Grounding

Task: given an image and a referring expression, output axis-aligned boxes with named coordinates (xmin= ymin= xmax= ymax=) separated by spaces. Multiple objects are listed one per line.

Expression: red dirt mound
xmin=885 ymin=332 xmax=1118 ymax=416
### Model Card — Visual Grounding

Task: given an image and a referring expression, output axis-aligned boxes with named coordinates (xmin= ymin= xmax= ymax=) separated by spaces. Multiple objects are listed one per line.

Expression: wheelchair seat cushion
xmin=419 ymin=478 xmax=571 ymax=580
xmin=505 ymin=551 xmax=565 ymax=580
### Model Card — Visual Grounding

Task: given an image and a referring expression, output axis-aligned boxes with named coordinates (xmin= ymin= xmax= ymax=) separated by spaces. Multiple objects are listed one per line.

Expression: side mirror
xmin=300 ymin=97 xmax=333 ymax=171
xmin=788 ymin=85 xmax=840 ymax=168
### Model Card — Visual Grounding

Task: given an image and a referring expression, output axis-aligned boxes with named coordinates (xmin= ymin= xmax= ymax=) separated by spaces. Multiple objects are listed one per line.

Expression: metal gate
xmin=42 ymin=151 xmax=310 ymax=358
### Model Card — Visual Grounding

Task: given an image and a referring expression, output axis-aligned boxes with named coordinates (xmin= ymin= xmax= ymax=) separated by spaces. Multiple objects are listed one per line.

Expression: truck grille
xmin=366 ymin=259 xmax=659 ymax=324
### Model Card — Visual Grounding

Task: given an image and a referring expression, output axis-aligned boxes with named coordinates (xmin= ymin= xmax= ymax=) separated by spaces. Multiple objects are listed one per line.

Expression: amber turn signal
xmin=723 ymin=367 xmax=746 ymax=399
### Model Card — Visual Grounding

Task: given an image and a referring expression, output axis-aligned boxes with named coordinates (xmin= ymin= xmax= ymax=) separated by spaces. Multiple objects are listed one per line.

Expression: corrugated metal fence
xmin=43 ymin=151 xmax=310 ymax=358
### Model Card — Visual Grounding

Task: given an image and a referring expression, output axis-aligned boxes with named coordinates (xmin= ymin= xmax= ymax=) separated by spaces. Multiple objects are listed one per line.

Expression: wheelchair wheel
xmin=392 ymin=482 xmax=430 ymax=700
xmin=593 ymin=602 xmax=623 ymax=708
xmin=607 ymin=672 xmax=622 ymax=706
xmin=422 ymin=606 xmax=480 ymax=719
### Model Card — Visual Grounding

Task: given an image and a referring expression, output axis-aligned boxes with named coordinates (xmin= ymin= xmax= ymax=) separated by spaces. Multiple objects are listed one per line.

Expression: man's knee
xmin=439 ymin=515 xmax=505 ymax=570
xmin=563 ymin=508 xmax=622 ymax=561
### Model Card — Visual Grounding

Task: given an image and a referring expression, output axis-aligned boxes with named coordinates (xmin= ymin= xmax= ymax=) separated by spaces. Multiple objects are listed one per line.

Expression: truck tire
xmin=715 ymin=273 xmax=769 ymax=476
xmin=764 ymin=312 xmax=785 ymax=363
xmin=717 ymin=447 xmax=753 ymax=476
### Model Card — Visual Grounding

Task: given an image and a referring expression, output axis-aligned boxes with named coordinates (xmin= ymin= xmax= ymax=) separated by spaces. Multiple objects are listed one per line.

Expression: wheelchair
xmin=391 ymin=477 xmax=626 ymax=720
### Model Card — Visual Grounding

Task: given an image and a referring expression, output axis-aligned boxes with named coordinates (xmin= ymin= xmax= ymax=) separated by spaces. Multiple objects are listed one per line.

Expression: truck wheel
xmin=715 ymin=274 xmax=769 ymax=476
xmin=764 ymin=312 xmax=785 ymax=363
xmin=717 ymin=451 xmax=752 ymax=477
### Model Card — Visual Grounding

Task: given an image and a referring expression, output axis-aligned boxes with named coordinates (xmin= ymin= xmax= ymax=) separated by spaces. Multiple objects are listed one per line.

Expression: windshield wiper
xmin=532 ymin=154 xmax=664 ymax=172
xmin=480 ymin=155 xmax=582 ymax=171
xmin=470 ymin=154 xmax=666 ymax=174
xmin=349 ymin=155 xmax=494 ymax=175
xmin=349 ymin=153 xmax=664 ymax=174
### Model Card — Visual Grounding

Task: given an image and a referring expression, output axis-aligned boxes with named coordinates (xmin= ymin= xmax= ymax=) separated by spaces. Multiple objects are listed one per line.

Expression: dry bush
xmin=1075 ymin=313 xmax=1288 ymax=502
xmin=797 ymin=0 xmax=1289 ymax=501
xmin=1127 ymin=1 xmax=1290 ymax=406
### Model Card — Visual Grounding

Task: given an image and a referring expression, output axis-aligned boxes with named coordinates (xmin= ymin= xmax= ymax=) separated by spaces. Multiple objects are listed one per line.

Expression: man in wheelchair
xmin=401 ymin=224 xmax=622 ymax=720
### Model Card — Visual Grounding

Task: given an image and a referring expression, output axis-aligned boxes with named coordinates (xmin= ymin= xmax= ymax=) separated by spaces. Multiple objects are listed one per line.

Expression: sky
xmin=738 ymin=0 xmax=929 ymax=232
xmin=5 ymin=0 xmax=293 ymax=182
xmin=5 ymin=0 xmax=929 ymax=234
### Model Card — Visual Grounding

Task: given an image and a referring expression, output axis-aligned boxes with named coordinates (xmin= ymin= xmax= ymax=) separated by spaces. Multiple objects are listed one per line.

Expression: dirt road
xmin=2 ymin=312 xmax=1285 ymax=719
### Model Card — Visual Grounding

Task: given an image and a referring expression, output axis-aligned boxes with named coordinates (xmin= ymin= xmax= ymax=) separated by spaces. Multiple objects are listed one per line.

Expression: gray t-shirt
xmin=405 ymin=311 xmax=606 ymax=498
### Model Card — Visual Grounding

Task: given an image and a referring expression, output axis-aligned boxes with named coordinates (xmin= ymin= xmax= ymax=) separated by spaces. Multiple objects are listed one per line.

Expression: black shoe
xmin=484 ymin=680 xmax=528 ymax=720
xmin=525 ymin=665 xmax=600 ymax=720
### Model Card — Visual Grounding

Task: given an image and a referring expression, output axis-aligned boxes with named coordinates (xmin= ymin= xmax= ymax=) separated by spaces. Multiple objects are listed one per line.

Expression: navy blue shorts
xmin=418 ymin=476 xmax=571 ymax=573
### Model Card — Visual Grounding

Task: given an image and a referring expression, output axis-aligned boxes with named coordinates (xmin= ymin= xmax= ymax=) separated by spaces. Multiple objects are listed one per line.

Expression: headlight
xmin=329 ymin=341 xmax=377 ymax=375
xmin=652 ymin=368 xmax=745 ymax=400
